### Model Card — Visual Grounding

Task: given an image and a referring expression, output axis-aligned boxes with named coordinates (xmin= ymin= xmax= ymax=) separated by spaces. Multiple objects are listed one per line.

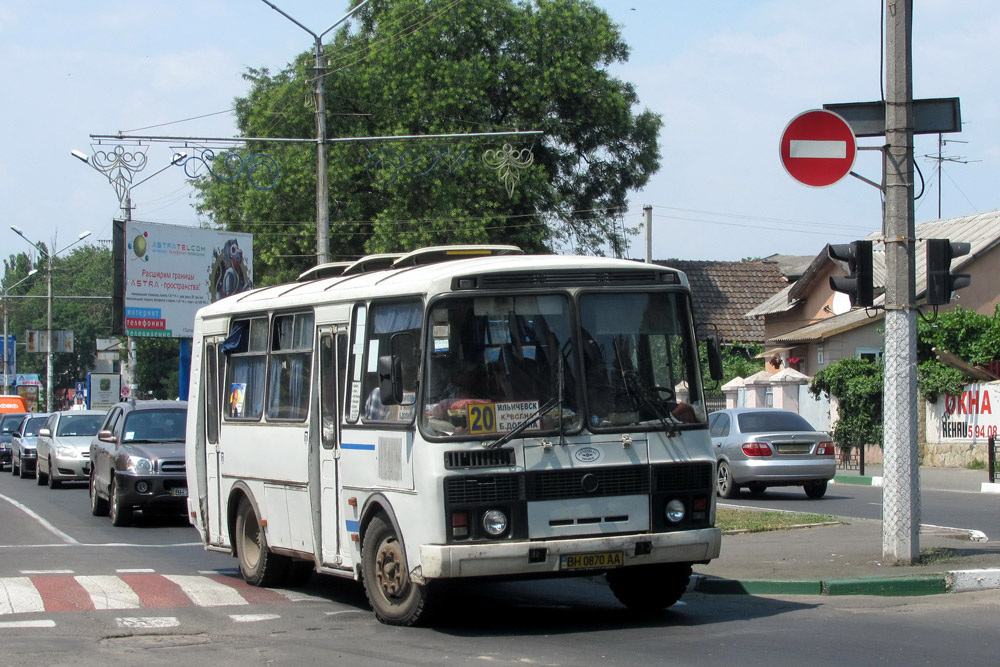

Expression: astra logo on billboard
xmin=944 ymin=389 xmax=993 ymax=416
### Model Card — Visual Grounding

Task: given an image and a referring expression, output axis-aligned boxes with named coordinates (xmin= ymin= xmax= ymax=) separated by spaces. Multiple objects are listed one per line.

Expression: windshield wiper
xmin=622 ymin=370 xmax=682 ymax=436
xmin=483 ymin=398 xmax=559 ymax=450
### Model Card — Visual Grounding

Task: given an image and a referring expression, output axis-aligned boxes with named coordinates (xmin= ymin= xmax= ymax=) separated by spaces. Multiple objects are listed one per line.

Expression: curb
xmin=690 ymin=568 xmax=1000 ymax=597
xmin=832 ymin=474 xmax=883 ymax=487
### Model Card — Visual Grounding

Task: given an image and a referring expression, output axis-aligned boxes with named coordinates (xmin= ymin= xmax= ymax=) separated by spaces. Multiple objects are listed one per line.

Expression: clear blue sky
xmin=1 ymin=0 xmax=997 ymax=266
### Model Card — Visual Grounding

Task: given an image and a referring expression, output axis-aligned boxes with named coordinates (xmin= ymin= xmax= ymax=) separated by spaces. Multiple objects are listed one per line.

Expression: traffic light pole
xmin=882 ymin=0 xmax=920 ymax=564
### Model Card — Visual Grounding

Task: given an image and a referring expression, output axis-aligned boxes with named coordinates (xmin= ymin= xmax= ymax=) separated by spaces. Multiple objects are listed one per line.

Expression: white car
xmin=11 ymin=413 xmax=51 ymax=479
xmin=36 ymin=410 xmax=106 ymax=489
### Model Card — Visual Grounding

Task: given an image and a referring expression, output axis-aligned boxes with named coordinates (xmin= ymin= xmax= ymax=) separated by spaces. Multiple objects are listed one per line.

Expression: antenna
xmin=922 ymin=133 xmax=978 ymax=218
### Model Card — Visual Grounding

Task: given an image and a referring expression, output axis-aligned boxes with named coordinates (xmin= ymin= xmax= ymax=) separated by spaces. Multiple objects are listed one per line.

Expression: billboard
xmin=88 ymin=372 xmax=122 ymax=411
xmin=927 ymin=383 xmax=1000 ymax=443
xmin=123 ymin=221 xmax=253 ymax=338
xmin=25 ymin=330 xmax=74 ymax=353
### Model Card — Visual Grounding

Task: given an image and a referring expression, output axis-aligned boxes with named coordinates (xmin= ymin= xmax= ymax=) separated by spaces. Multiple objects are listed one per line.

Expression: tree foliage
xmin=809 ymin=357 xmax=884 ymax=448
xmin=194 ymin=0 xmax=661 ymax=283
xmin=916 ymin=305 xmax=1000 ymax=401
xmin=2 ymin=245 xmax=113 ymax=406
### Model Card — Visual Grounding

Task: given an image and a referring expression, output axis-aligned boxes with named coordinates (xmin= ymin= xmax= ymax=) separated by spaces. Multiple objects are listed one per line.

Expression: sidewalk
xmin=691 ymin=466 xmax=1000 ymax=597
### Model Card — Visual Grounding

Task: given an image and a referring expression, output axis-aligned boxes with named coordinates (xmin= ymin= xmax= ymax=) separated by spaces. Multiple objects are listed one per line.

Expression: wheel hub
xmin=375 ymin=540 xmax=405 ymax=598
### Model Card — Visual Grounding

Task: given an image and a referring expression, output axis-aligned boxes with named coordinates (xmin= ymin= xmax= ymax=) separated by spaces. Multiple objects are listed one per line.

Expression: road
xmin=2 ymin=467 xmax=1000 ymax=666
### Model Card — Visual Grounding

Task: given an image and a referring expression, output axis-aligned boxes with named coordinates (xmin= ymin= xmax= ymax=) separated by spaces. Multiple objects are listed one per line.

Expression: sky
xmin=1 ymin=0 xmax=998 ymax=269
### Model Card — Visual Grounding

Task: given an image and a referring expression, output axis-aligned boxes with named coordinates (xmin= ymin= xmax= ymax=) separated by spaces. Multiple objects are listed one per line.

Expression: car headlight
xmin=127 ymin=456 xmax=153 ymax=474
xmin=56 ymin=445 xmax=78 ymax=458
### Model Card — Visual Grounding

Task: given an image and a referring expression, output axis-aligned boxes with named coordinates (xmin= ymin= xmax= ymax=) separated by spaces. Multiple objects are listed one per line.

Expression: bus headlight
xmin=482 ymin=509 xmax=508 ymax=536
xmin=665 ymin=499 xmax=686 ymax=523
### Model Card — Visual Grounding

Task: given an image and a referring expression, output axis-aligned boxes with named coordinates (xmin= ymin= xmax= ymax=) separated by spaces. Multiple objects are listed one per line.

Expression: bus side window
xmin=205 ymin=342 xmax=219 ymax=444
xmin=320 ymin=333 xmax=338 ymax=448
xmin=361 ymin=300 xmax=422 ymax=423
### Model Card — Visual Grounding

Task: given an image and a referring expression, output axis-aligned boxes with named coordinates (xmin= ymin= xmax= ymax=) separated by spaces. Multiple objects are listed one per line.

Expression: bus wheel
xmin=362 ymin=514 xmax=430 ymax=626
xmin=607 ymin=563 xmax=692 ymax=613
xmin=235 ymin=497 xmax=287 ymax=587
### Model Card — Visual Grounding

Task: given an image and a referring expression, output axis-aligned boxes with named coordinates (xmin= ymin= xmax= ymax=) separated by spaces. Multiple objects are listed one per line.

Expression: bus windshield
xmin=423 ymin=295 xmax=579 ymax=437
xmin=578 ymin=292 xmax=706 ymax=428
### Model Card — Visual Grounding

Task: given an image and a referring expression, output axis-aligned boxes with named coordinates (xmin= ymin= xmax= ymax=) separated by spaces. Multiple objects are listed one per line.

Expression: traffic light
xmin=828 ymin=240 xmax=874 ymax=308
xmin=926 ymin=239 xmax=971 ymax=305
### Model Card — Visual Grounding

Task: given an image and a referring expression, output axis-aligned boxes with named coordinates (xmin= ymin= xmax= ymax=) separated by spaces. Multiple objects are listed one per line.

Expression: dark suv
xmin=88 ymin=400 xmax=188 ymax=526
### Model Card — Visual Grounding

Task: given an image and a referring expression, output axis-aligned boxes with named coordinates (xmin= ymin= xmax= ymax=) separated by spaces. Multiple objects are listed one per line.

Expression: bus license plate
xmin=171 ymin=488 xmax=188 ymax=497
xmin=560 ymin=551 xmax=624 ymax=571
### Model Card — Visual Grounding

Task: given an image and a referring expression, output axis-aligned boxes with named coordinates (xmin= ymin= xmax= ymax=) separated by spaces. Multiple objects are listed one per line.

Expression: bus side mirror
xmin=378 ymin=354 xmax=404 ymax=406
xmin=705 ymin=335 xmax=724 ymax=382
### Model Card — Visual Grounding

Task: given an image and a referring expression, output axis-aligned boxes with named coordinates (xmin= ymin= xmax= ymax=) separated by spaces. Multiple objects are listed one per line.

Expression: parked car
xmin=35 ymin=410 xmax=107 ymax=489
xmin=709 ymin=408 xmax=836 ymax=499
xmin=11 ymin=413 xmax=51 ymax=479
xmin=89 ymin=400 xmax=188 ymax=526
xmin=0 ymin=411 xmax=27 ymax=470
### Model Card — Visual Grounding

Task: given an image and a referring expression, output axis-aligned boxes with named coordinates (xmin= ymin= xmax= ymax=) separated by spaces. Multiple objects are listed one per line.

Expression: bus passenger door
xmin=203 ymin=338 xmax=225 ymax=546
xmin=318 ymin=328 xmax=347 ymax=566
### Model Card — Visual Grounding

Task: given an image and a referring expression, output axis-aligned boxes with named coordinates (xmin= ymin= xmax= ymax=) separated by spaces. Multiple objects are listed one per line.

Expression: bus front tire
xmin=235 ymin=497 xmax=288 ymax=587
xmin=362 ymin=514 xmax=431 ymax=626
xmin=607 ymin=562 xmax=692 ymax=613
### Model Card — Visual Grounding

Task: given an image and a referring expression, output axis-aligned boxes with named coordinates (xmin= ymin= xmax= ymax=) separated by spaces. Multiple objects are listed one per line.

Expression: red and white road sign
xmin=780 ymin=109 xmax=857 ymax=187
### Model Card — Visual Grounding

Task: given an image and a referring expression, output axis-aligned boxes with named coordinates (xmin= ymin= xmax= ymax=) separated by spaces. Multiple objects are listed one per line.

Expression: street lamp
xmin=10 ymin=227 xmax=91 ymax=411
xmin=2 ymin=269 xmax=39 ymax=392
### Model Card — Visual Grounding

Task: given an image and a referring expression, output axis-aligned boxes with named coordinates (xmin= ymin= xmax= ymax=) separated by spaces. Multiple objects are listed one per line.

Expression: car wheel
xmin=235 ymin=496 xmax=288 ymax=587
xmin=47 ymin=458 xmax=62 ymax=489
xmin=90 ymin=471 xmax=109 ymax=516
xmin=804 ymin=480 xmax=828 ymax=499
xmin=109 ymin=475 xmax=133 ymax=526
xmin=362 ymin=513 xmax=432 ymax=626
xmin=716 ymin=461 xmax=739 ymax=499
xmin=747 ymin=482 xmax=767 ymax=496
xmin=607 ymin=562 xmax=692 ymax=612
xmin=36 ymin=461 xmax=47 ymax=485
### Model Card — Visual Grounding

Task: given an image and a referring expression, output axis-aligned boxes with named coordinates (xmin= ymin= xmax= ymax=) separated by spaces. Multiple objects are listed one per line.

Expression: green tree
xmin=701 ymin=341 xmax=764 ymax=390
xmin=135 ymin=338 xmax=181 ymax=400
xmin=195 ymin=0 xmax=661 ymax=284
xmin=916 ymin=305 xmax=1000 ymax=401
xmin=809 ymin=357 xmax=884 ymax=449
xmin=3 ymin=245 xmax=114 ymax=406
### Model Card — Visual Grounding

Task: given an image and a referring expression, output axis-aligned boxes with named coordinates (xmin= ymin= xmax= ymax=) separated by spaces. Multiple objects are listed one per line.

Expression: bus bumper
xmin=417 ymin=527 xmax=722 ymax=580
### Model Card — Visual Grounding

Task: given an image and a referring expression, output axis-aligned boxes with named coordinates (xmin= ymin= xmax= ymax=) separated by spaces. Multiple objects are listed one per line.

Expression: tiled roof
xmin=658 ymin=260 xmax=786 ymax=343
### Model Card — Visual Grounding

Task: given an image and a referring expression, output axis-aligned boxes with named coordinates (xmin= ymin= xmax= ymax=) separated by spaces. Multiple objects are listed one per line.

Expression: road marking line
xmin=0 ymin=493 xmax=79 ymax=544
xmin=164 ymin=574 xmax=248 ymax=607
xmin=21 ymin=570 xmax=74 ymax=575
xmin=75 ymin=575 xmax=142 ymax=610
xmin=0 ymin=577 xmax=45 ymax=615
xmin=117 ymin=569 xmax=156 ymax=573
xmin=116 ymin=616 xmax=181 ymax=629
xmin=230 ymin=613 xmax=281 ymax=623
xmin=0 ymin=620 xmax=56 ymax=628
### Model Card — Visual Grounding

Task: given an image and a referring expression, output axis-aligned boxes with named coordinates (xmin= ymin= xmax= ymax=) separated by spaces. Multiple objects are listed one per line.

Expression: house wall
xmin=934 ymin=244 xmax=1000 ymax=315
xmin=807 ymin=319 xmax=885 ymax=374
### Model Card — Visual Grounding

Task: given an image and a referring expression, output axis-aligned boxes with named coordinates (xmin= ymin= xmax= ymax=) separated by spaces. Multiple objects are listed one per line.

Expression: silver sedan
xmin=709 ymin=408 xmax=836 ymax=499
xmin=36 ymin=410 xmax=106 ymax=488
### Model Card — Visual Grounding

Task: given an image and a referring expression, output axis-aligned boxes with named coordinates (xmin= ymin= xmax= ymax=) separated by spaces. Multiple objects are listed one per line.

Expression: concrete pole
xmin=882 ymin=0 xmax=920 ymax=564
xmin=644 ymin=205 xmax=652 ymax=264
xmin=46 ymin=252 xmax=54 ymax=411
xmin=314 ymin=35 xmax=330 ymax=265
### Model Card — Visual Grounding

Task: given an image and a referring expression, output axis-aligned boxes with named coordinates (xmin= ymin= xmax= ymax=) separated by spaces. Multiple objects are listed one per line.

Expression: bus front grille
xmin=445 ymin=474 xmax=524 ymax=504
xmin=527 ymin=466 xmax=649 ymax=501
xmin=444 ymin=448 xmax=516 ymax=470
xmin=652 ymin=462 xmax=714 ymax=493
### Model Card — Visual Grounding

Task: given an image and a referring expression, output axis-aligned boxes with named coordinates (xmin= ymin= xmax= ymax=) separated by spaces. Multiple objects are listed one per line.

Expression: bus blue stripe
xmin=341 ymin=443 xmax=375 ymax=451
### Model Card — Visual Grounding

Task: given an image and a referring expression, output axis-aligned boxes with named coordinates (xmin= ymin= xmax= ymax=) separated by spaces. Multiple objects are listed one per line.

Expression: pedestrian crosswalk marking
xmin=0 ymin=573 xmax=301 ymax=616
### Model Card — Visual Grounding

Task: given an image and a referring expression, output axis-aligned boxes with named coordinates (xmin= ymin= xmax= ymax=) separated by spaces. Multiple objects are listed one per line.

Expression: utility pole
xmin=260 ymin=0 xmax=374 ymax=265
xmin=882 ymin=0 xmax=920 ymax=564
xmin=643 ymin=204 xmax=652 ymax=264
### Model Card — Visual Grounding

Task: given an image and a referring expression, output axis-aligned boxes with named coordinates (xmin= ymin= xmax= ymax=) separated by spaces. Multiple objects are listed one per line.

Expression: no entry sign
xmin=780 ymin=109 xmax=857 ymax=187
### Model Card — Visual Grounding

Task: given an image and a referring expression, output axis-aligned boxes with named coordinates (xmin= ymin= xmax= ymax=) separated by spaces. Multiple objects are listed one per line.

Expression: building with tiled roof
xmin=657 ymin=260 xmax=787 ymax=344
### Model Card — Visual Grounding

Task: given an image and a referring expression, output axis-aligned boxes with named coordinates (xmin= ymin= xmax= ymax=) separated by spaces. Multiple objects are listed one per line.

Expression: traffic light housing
xmin=828 ymin=240 xmax=874 ymax=308
xmin=926 ymin=239 xmax=971 ymax=306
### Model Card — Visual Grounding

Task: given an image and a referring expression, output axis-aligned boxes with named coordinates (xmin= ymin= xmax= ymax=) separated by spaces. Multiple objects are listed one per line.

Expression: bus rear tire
xmin=362 ymin=514 xmax=431 ymax=626
xmin=607 ymin=562 xmax=692 ymax=613
xmin=235 ymin=497 xmax=288 ymax=587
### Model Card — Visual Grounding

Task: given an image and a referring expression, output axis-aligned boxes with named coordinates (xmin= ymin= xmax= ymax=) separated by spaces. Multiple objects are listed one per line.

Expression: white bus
xmin=186 ymin=245 xmax=724 ymax=625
